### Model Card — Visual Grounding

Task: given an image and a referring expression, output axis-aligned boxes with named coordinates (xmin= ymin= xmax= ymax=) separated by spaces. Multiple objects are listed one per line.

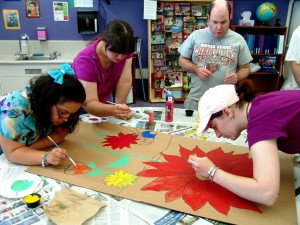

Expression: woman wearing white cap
xmin=188 ymin=79 xmax=300 ymax=205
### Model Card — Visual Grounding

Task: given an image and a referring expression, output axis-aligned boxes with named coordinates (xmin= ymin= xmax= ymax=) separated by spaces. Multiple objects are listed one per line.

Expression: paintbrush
xmin=168 ymin=126 xmax=193 ymax=134
xmin=106 ymin=101 xmax=116 ymax=105
xmin=106 ymin=101 xmax=149 ymax=119
xmin=47 ymin=136 xmax=77 ymax=166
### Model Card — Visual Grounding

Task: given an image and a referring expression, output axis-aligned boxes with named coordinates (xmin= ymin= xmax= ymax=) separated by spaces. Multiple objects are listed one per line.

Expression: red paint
xmin=137 ymin=145 xmax=262 ymax=215
xmin=102 ymin=133 xmax=139 ymax=149
xmin=165 ymin=97 xmax=174 ymax=122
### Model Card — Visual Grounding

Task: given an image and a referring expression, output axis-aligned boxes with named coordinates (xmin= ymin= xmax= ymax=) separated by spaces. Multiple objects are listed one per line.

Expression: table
xmin=0 ymin=107 xmax=299 ymax=225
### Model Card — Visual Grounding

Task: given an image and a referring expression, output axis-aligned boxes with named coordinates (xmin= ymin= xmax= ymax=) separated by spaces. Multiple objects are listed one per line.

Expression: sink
xmin=15 ymin=55 xmax=56 ymax=61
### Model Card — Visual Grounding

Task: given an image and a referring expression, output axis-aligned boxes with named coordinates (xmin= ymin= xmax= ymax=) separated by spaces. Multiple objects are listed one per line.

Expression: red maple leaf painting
xmin=137 ymin=145 xmax=262 ymax=215
xmin=102 ymin=133 xmax=139 ymax=149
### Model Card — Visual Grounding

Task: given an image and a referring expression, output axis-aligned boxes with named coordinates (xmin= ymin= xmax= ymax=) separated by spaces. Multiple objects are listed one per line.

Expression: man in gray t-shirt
xmin=178 ymin=0 xmax=252 ymax=110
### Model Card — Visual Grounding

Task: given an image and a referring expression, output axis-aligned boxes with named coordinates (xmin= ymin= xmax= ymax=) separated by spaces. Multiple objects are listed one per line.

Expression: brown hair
xmin=210 ymin=79 xmax=257 ymax=120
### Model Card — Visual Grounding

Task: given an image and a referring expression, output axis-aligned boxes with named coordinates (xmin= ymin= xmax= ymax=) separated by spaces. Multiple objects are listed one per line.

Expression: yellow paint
xmin=24 ymin=194 xmax=40 ymax=203
xmin=105 ymin=170 xmax=137 ymax=188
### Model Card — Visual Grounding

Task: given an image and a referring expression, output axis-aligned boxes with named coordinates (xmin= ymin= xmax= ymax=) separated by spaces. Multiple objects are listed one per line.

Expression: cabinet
xmin=0 ymin=63 xmax=62 ymax=95
xmin=148 ymin=0 xmax=212 ymax=102
xmin=230 ymin=25 xmax=287 ymax=93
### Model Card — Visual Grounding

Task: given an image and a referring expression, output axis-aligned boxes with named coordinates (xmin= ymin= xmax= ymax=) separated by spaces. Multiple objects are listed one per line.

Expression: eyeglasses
xmin=55 ymin=105 xmax=78 ymax=120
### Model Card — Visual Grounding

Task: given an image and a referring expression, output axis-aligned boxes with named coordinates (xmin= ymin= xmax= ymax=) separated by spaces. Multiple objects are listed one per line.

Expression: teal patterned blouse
xmin=0 ymin=86 xmax=51 ymax=154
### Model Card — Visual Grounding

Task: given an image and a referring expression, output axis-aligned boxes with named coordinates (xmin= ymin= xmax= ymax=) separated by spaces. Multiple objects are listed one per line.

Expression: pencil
xmin=47 ymin=136 xmax=77 ymax=166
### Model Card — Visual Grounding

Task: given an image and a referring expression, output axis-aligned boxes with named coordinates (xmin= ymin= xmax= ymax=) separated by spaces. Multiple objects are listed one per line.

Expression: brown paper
xmin=28 ymin=122 xmax=298 ymax=225
xmin=43 ymin=186 xmax=106 ymax=225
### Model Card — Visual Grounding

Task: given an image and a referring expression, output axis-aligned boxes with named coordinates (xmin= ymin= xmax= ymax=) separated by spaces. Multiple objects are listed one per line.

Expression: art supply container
xmin=185 ymin=109 xmax=194 ymax=117
xmin=165 ymin=96 xmax=174 ymax=122
xmin=24 ymin=193 xmax=41 ymax=208
xmin=148 ymin=111 xmax=154 ymax=124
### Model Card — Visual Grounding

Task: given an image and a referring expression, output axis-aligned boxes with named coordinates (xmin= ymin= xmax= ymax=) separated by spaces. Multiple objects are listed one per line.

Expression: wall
xmin=0 ymin=0 xmax=290 ymax=69
xmin=0 ymin=0 xmax=148 ymax=68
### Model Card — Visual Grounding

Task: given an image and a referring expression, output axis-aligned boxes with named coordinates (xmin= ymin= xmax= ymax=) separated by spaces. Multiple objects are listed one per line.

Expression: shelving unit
xmin=230 ymin=25 xmax=287 ymax=93
xmin=148 ymin=0 xmax=212 ymax=103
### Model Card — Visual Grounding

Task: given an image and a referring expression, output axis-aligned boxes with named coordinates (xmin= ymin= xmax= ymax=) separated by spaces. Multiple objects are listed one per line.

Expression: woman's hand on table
xmin=113 ymin=103 xmax=133 ymax=120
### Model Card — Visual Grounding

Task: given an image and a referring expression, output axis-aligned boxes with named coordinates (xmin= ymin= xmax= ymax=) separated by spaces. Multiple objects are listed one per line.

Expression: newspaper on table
xmin=0 ymin=154 xmax=135 ymax=225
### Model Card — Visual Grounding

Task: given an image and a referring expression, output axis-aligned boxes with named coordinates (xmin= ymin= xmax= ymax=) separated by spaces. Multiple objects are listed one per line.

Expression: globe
xmin=256 ymin=2 xmax=277 ymax=24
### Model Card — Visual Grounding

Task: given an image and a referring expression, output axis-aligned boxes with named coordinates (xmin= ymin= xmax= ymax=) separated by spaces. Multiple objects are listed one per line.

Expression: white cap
xmin=197 ymin=85 xmax=239 ymax=133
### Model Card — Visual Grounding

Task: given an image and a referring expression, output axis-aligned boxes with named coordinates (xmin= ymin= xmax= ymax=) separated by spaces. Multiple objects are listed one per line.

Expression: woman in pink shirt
xmin=72 ymin=19 xmax=135 ymax=120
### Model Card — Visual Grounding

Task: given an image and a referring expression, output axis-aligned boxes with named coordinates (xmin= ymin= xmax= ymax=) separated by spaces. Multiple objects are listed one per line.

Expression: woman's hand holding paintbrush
xmin=106 ymin=101 xmax=133 ymax=120
xmin=47 ymin=136 xmax=77 ymax=167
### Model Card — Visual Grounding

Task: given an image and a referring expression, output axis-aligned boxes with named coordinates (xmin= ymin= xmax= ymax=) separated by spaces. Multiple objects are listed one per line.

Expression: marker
xmin=47 ymin=136 xmax=77 ymax=167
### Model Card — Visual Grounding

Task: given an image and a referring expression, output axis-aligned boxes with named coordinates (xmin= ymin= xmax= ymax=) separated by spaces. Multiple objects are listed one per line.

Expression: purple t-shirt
xmin=72 ymin=38 xmax=133 ymax=103
xmin=247 ymin=90 xmax=300 ymax=154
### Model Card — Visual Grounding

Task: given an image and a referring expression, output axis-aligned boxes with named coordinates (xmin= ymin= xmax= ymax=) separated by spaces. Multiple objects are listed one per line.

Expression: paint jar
xmin=23 ymin=193 xmax=41 ymax=208
xmin=185 ymin=110 xmax=194 ymax=117
xmin=165 ymin=97 xmax=174 ymax=122
xmin=148 ymin=111 xmax=154 ymax=124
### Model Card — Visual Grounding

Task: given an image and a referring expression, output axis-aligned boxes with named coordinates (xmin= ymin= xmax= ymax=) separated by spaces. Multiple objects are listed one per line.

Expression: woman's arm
xmin=29 ymin=126 xmax=68 ymax=150
xmin=0 ymin=135 xmax=68 ymax=166
xmin=189 ymin=139 xmax=280 ymax=205
xmin=214 ymin=139 xmax=280 ymax=205
xmin=115 ymin=57 xmax=133 ymax=104
xmin=80 ymin=79 xmax=132 ymax=119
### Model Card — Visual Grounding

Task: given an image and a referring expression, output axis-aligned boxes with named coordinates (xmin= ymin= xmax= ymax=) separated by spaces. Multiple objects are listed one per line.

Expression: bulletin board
xmin=27 ymin=122 xmax=297 ymax=225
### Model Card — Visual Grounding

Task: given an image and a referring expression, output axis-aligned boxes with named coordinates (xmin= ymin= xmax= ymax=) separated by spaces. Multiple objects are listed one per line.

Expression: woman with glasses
xmin=0 ymin=64 xmax=86 ymax=166
xmin=72 ymin=19 xmax=135 ymax=120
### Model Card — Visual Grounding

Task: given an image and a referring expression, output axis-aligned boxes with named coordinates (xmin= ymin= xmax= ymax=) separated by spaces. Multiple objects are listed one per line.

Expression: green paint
xmin=89 ymin=162 xmax=97 ymax=169
xmin=56 ymin=203 xmax=68 ymax=209
xmin=83 ymin=144 xmax=158 ymax=162
xmin=87 ymin=161 xmax=111 ymax=176
xmin=11 ymin=179 xmax=34 ymax=194
xmin=88 ymin=169 xmax=111 ymax=176
xmin=96 ymin=132 xmax=108 ymax=138
xmin=105 ymin=154 xmax=130 ymax=168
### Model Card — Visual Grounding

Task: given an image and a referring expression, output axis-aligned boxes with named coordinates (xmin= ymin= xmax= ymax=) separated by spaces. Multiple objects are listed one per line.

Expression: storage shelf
xmin=148 ymin=0 xmax=212 ymax=103
xmin=230 ymin=25 xmax=287 ymax=93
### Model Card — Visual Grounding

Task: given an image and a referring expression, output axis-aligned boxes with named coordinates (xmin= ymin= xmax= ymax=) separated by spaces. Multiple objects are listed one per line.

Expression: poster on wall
xmin=25 ymin=0 xmax=40 ymax=18
xmin=53 ymin=2 xmax=69 ymax=21
xmin=2 ymin=9 xmax=21 ymax=30
xmin=70 ymin=0 xmax=93 ymax=8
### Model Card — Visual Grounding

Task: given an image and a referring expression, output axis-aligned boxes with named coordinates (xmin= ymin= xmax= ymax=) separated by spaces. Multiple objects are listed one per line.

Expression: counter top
xmin=0 ymin=54 xmax=74 ymax=64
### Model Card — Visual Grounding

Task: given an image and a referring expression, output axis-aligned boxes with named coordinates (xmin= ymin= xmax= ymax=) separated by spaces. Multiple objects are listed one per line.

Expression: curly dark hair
xmin=29 ymin=74 xmax=86 ymax=133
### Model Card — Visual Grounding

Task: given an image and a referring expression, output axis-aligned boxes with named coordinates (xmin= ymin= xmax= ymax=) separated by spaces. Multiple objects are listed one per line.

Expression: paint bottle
xmin=165 ymin=91 xmax=172 ymax=101
xmin=165 ymin=96 xmax=174 ymax=122
xmin=148 ymin=111 xmax=154 ymax=124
